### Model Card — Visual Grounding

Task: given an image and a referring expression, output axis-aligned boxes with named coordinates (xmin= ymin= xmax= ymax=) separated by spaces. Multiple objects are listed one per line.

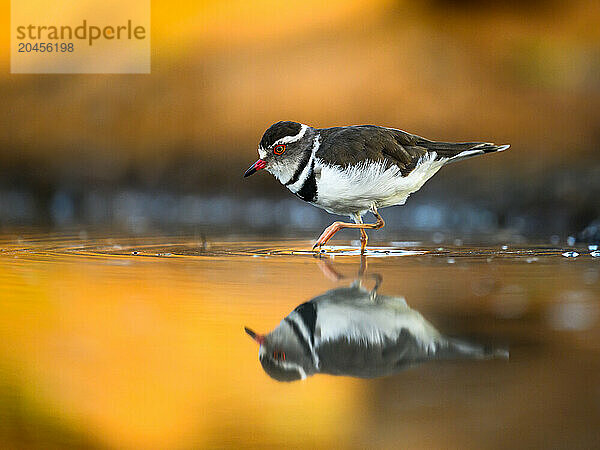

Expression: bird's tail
xmin=435 ymin=337 xmax=509 ymax=361
xmin=417 ymin=139 xmax=510 ymax=164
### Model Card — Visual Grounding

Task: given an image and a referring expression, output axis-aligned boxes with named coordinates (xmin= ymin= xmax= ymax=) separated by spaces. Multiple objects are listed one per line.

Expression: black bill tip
xmin=243 ymin=159 xmax=266 ymax=178
xmin=243 ymin=166 xmax=257 ymax=178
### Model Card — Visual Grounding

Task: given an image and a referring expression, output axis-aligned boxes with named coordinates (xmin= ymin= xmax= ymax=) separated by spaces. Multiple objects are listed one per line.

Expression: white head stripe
xmin=258 ymin=345 xmax=308 ymax=379
xmin=273 ymin=124 xmax=309 ymax=146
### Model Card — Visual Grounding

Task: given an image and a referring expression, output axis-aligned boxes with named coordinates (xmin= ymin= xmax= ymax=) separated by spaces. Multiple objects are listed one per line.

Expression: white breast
xmin=314 ymin=152 xmax=447 ymax=215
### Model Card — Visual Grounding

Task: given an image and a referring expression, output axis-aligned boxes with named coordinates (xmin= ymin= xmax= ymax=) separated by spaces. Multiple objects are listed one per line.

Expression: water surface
xmin=0 ymin=233 xmax=599 ymax=448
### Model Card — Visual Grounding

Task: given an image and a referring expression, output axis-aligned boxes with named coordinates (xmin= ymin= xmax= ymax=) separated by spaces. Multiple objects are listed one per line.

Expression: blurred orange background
xmin=0 ymin=1 xmax=599 ymax=232
xmin=1 ymin=1 xmax=599 ymax=171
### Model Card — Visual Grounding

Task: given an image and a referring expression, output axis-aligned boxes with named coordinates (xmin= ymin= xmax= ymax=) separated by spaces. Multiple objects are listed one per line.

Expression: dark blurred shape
xmin=0 ymin=378 xmax=102 ymax=450
xmin=426 ymin=0 xmax=556 ymax=10
xmin=578 ymin=219 xmax=600 ymax=244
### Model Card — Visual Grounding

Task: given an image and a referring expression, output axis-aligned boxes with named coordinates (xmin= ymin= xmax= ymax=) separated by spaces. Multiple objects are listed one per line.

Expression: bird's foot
xmin=312 ymin=222 xmax=343 ymax=252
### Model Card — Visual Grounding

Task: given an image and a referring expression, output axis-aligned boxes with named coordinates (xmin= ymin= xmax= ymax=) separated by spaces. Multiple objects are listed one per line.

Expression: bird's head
xmin=243 ymin=121 xmax=315 ymax=184
xmin=244 ymin=323 xmax=316 ymax=382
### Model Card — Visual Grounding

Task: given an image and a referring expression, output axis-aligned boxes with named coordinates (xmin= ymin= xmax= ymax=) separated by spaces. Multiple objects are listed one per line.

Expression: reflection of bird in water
xmin=245 ymin=267 xmax=508 ymax=382
xmin=243 ymin=121 xmax=509 ymax=253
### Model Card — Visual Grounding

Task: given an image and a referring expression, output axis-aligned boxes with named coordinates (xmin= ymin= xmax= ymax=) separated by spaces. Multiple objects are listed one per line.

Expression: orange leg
xmin=315 ymin=258 xmax=345 ymax=281
xmin=312 ymin=206 xmax=385 ymax=253
xmin=314 ymin=253 xmax=370 ymax=283
xmin=356 ymin=215 xmax=369 ymax=253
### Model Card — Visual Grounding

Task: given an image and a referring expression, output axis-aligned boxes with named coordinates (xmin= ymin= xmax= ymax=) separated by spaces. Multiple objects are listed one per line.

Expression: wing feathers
xmin=316 ymin=125 xmax=508 ymax=175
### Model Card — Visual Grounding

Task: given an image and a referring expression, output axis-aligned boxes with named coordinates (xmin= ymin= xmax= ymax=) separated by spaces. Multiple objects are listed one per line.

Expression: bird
xmin=244 ymin=121 xmax=509 ymax=252
xmin=245 ymin=281 xmax=508 ymax=382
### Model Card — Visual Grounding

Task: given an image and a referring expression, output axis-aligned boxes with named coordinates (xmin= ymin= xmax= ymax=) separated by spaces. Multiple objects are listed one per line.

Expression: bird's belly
xmin=314 ymin=157 xmax=446 ymax=215
xmin=316 ymin=299 xmax=440 ymax=351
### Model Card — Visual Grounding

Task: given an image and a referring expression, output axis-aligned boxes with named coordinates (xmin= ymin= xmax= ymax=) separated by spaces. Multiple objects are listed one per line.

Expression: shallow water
xmin=0 ymin=232 xmax=599 ymax=449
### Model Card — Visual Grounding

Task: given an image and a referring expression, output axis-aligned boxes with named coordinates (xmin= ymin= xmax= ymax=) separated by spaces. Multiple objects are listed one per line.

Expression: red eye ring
xmin=273 ymin=144 xmax=286 ymax=155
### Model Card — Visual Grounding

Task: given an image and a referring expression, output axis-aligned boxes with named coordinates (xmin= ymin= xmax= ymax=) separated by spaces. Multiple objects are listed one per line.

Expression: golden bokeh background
xmin=1 ymin=0 xmax=599 ymax=179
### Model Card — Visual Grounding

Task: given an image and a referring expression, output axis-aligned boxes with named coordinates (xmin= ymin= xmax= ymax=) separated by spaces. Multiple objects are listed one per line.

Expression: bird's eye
xmin=273 ymin=144 xmax=286 ymax=155
xmin=273 ymin=350 xmax=286 ymax=361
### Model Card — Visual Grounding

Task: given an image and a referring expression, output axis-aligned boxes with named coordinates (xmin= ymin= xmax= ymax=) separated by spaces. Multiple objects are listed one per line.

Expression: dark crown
xmin=260 ymin=121 xmax=302 ymax=149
